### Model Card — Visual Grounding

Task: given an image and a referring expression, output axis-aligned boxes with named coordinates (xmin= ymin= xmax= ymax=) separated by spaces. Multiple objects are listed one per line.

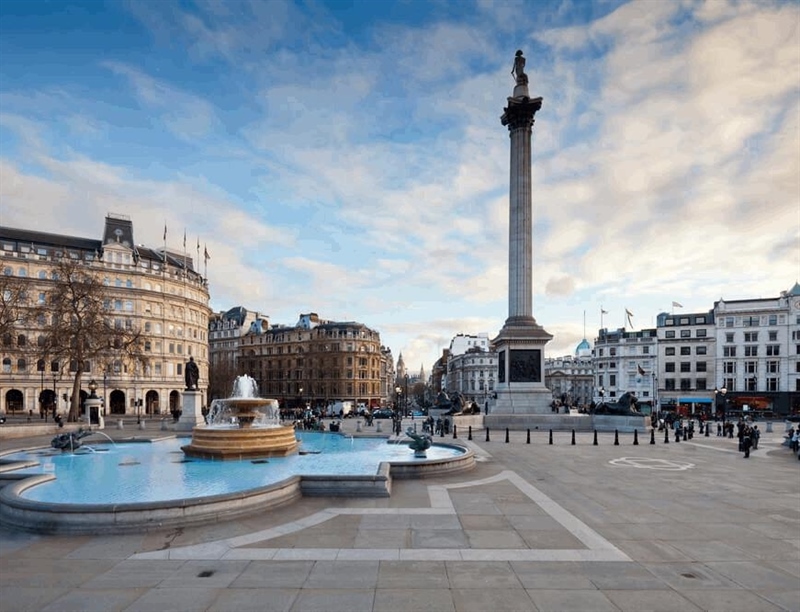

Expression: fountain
xmin=181 ymin=375 xmax=299 ymax=460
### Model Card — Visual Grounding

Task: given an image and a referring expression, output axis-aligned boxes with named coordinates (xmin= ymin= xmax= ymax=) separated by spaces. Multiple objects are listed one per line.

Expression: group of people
xmin=736 ymin=420 xmax=760 ymax=458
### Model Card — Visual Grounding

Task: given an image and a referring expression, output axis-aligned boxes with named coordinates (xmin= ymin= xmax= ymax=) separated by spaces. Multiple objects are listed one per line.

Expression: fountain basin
xmin=0 ymin=434 xmax=475 ymax=534
xmin=182 ymin=424 xmax=299 ymax=459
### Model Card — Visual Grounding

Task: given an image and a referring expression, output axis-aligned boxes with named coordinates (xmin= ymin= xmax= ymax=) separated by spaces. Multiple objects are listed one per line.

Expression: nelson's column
xmin=489 ymin=50 xmax=553 ymax=420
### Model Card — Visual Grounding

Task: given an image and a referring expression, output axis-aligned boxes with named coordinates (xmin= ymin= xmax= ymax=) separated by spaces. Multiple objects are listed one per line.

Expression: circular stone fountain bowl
xmin=181 ymin=425 xmax=299 ymax=459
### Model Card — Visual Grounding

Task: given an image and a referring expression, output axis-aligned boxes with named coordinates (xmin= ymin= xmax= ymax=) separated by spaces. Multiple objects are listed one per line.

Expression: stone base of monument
xmin=485 ymin=413 xmax=592 ymax=432
xmin=592 ymin=415 xmax=652 ymax=433
xmin=175 ymin=390 xmax=204 ymax=433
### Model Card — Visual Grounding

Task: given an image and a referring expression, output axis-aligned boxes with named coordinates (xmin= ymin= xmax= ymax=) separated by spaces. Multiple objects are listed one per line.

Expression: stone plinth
xmin=175 ymin=390 xmax=204 ymax=432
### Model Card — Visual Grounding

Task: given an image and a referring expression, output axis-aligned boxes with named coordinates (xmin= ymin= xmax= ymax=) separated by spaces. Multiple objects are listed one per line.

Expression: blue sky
xmin=1 ymin=0 xmax=798 ymax=374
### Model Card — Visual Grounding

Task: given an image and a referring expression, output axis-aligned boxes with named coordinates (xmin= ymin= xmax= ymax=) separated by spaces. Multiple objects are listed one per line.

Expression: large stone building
xmin=208 ymin=306 xmax=268 ymax=399
xmin=656 ymin=310 xmax=715 ymax=415
xmin=442 ymin=333 xmax=496 ymax=409
xmin=544 ymin=338 xmax=594 ymax=408
xmin=593 ymin=327 xmax=658 ymax=409
xmin=237 ymin=312 xmax=391 ymax=410
xmin=0 ymin=214 xmax=211 ymax=417
xmin=712 ymin=285 xmax=800 ymax=417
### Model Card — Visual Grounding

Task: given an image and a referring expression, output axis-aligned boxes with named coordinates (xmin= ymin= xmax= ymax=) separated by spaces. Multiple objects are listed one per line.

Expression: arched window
xmin=38 ymin=270 xmax=47 ymax=279
xmin=2 ymin=267 xmax=11 ymax=276
xmin=2 ymin=358 xmax=11 ymax=373
xmin=37 ymin=359 xmax=45 ymax=372
xmin=115 ymin=278 xmax=122 ymax=287
xmin=18 ymin=268 xmax=26 ymax=277
xmin=51 ymin=271 xmax=59 ymax=280
xmin=1 ymin=334 xmax=11 ymax=346
xmin=17 ymin=358 xmax=26 ymax=371
xmin=50 ymin=360 xmax=59 ymax=372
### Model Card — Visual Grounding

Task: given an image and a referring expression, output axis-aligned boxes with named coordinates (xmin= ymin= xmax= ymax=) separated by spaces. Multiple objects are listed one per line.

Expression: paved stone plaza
xmin=1 ymin=420 xmax=798 ymax=611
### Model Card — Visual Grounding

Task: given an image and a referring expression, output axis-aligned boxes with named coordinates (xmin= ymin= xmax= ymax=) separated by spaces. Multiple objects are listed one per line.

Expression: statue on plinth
xmin=184 ymin=356 xmax=199 ymax=391
xmin=512 ymin=50 xmax=528 ymax=86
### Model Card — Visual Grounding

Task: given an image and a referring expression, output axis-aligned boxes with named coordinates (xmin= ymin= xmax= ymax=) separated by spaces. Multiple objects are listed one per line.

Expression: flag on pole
xmin=625 ymin=308 xmax=634 ymax=329
xmin=183 ymin=230 xmax=186 ymax=249
xmin=672 ymin=301 xmax=683 ymax=308
xmin=637 ymin=364 xmax=646 ymax=376
xmin=204 ymin=245 xmax=210 ymax=261
xmin=163 ymin=224 xmax=167 ymax=241
xmin=601 ymin=308 xmax=609 ymax=315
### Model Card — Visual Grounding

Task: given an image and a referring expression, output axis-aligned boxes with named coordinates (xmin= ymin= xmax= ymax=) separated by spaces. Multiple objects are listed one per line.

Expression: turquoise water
xmin=4 ymin=432 xmax=463 ymax=505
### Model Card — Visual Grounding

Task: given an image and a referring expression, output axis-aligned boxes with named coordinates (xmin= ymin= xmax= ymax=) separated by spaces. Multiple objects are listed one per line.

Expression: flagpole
xmin=600 ymin=306 xmax=604 ymax=330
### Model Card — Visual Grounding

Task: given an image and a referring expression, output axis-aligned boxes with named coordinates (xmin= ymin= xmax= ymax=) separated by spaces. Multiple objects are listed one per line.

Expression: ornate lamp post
xmin=395 ymin=385 xmax=402 ymax=413
xmin=714 ymin=386 xmax=727 ymax=424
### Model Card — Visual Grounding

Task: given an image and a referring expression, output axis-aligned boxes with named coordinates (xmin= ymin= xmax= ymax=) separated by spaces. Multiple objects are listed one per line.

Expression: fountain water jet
xmin=181 ymin=375 xmax=298 ymax=460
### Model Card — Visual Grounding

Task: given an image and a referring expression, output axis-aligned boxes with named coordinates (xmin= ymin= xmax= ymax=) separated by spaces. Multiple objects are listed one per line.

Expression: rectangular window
xmin=680 ymin=362 xmax=691 ymax=373
xmin=766 ymin=378 xmax=778 ymax=391
xmin=696 ymin=329 xmax=707 ymax=337
xmin=665 ymin=318 xmax=675 ymax=326
xmin=609 ymin=348 xmax=617 ymax=356
xmin=744 ymin=361 xmax=757 ymax=374
xmin=665 ymin=331 xmax=676 ymax=339
xmin=768 ymin=331 xmax=778 ymax=341
xmin=680 ymin=379 xmax=691 ymax=390
xmin=723 ymin=346 xmax=737 ymax=357
xmin=680 ymin=329 xmax=691 ymax=338
xmin=744 ymin=332 xmax=758 ymax=342
xmin=665 ymin=378 xmax=675 ymax=391
xmin=696 ymin=378 xmax=707 ymax=390
xmin=725 ymin=332 xmax=734 ymax=343
xmin=766 ymin=345 xmax=780 ymax=356
xmin=696 ymin=362 xmax=707 ymax=372
xmin=679 ymin=317 xmax=690 ymax=325
xmin=725 ymin=317 xmax=734 ymax=328
xmin=768 ymin=314 xmax=777 ymax=326
xmin=723 ymin=361 xmax=736 ymax=374
xmin=609 ymin=374 xmax=616 ymax=386
xmin=696 ymin=346 xmax=707 ymax=355
xmin=642 ymin=346 xmax=650 ymax=354
xmin=766 ymin=360 xmax=779 ymax=374
xmin=744 ymin=346 xmax=758 ymax=357
xmin=665 ymin=347 xmax=676 ymax=356
xmin=745 ymin=377 xmax=757 ymax=392
xmin=696 ymin=316 xmax=706 ymax=324
xmin=744 ymin=316 xmax=759 ymax=326
xmin=665 ymin=362 xmax=675 ymax=372
xmin=680 ymin=347 xmax=691 ymax=355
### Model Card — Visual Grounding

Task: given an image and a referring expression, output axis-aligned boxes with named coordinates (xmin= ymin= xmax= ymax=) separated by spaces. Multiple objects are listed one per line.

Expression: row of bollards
xmin=475 ymin=427 xmax=669 ymax=445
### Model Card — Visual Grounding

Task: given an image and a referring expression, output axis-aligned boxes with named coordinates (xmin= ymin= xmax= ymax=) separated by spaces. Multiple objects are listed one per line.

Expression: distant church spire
xmin=396 ymin=352 xmax=407 ymax=381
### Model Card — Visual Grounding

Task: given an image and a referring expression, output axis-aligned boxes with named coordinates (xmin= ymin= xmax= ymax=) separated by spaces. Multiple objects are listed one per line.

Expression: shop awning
xmin=678 ymin=397 xmax=712 ymax=403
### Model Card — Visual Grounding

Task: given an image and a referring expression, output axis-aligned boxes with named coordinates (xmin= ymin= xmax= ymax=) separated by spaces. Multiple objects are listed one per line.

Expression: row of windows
xmin=665 ymin=346 xmax=708 ymax=356
xmin=664 ymin=362 xmax=708 ymax=373
xmin=721 ymin=315 xmax=782 ymax=327
xmin=664 ymin=329 xmax=708 ymax=338
xmin=720 ymin=377 xmax=783 ymax=392
xmin=722 ymin=345 xmax=782 ymax=357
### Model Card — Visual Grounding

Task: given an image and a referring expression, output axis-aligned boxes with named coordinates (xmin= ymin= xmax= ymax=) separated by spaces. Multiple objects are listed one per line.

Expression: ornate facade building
xmin=208 ymin=306 xmax=268 ymax=400
xmin=237 ymin=312 xmax=390 ymax=410
xmin=0 ymin=214 xmax=211 ymax=417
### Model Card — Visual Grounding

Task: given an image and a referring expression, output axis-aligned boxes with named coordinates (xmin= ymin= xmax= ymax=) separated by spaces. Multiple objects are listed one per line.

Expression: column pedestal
xmin=176 ymin=390 xmax=204 ymax=432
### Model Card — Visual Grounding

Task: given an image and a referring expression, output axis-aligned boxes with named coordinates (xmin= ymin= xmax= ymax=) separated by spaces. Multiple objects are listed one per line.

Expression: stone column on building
xmin=490 ymin=50 xmax=553 ymax=416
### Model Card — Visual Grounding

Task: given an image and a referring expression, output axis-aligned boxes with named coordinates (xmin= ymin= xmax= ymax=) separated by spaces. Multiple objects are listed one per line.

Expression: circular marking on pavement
xmin=609 ymin=457 xmax=695 ymax=471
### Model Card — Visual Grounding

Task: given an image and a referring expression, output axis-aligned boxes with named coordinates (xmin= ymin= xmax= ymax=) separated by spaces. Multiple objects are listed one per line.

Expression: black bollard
xmin=526 ymin=429 xmax=531 ymax=444
xmin=650 ymin=429 xmax=656 ymax=445
xmin=664 ymin=428 xmax=669 ymax=444
xmin=548 ymin=429 xmax=553 ymax=445
xmin=505 ymin=428 xmax=510 ymax=443
xmin=441 ymin=425 xmax=445 ymax=438
xmin=468 ymin=425 xmax=473 ymax=440
xmin=593 ymin=430 xmax=598 ymax=446
xmin=675 ymin=429 xmax=680 ymax=443
xmin=614 ymin=429 xmax=619 ymax=446
xmin=453 ymin=424 xmax=457 ymax=439
xmin=486 ymin=428 xmax=490 ymax=442
xmin=571 ymin=429 xmax=576 ymax=445
xmin=705 ymin=423 xmax=710 ymax=437
xmin=633 ymin=429 xmax=639 ymax=445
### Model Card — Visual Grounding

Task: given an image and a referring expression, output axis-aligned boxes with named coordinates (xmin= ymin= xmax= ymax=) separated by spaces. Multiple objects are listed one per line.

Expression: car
xmin=372 ymin=409 xmax=394 ymax=419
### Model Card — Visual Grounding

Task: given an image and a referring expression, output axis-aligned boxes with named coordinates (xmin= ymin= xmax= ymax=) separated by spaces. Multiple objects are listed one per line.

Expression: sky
xmin=1 ymin=0 xmax=798 ymax=376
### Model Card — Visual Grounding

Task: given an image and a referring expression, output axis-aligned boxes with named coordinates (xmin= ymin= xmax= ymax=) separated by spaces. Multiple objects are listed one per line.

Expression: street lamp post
xmin=404 ymin=375 xmax=409 ymax=416
xmin=714 ymin=386 xmax=727 ymax=424
xmin=51 ymin=372 xmax=57 ymax=422
xmin=395 ymin=386 xmax=402 ymax=413
xmin=102 ymin=370 xmax=107 ymax=417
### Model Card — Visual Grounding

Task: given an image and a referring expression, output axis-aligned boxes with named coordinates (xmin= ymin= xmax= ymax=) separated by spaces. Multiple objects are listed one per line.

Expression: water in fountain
xmin=205 ymin=374 xmax=281 ymax=429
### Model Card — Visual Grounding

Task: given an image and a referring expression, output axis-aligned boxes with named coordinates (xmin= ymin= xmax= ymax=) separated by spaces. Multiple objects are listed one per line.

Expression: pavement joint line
xmin=129 ymin=468 xmax=631 ymax=563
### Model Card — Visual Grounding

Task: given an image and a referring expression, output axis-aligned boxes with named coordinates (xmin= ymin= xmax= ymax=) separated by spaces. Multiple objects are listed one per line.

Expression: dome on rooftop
xmin=575 ymin=338 xmax=591 ymax=357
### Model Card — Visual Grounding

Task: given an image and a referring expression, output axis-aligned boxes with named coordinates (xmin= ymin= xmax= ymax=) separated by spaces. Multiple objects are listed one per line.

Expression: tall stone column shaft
xmin=501 ymin=96 xmax=541 ymax=325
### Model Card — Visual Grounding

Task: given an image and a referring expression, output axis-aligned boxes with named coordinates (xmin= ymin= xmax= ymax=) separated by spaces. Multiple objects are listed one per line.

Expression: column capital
xmin=501 ymin=96 xmax=543 ymax=131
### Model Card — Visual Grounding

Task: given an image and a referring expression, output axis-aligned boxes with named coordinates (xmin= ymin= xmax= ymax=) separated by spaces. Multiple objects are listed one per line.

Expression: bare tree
xmin=34 ymin=256 xmax=144 ymax=421
xmin=208 ymin=358 xmax=240 ymax=401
